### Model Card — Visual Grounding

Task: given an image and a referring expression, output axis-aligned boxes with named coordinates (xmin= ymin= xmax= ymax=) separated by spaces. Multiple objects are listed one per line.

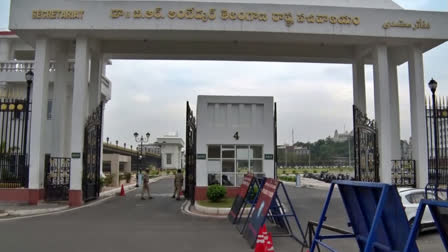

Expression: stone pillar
xmin=352 ymin=58 xmax=367 ymax=113
xmin=110 ymin=155 xmax=119 ymax=187
xmin=124 ymin=157 xmax=132 ymax=173
xmin=408 ymin=46 xmax=428 ymax=188
xmin=373 ymin=45 xmax=392 ymax=184
xmin=53 ymin=42 xmax=69 ymax=157
xmin=28 ymin=38 xmax=51 ymax=204
xmin=64 ymin=84 xmax=73 ymax=157
xmin=69 ymin=37 xmax=90 ymax=206
xmin=388 ymin=55 xmax=401 ymax=161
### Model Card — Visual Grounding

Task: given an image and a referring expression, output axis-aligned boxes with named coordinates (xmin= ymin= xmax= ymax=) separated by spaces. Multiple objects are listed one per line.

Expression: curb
xmin=194 ymin=201 xmax=252 ymax=216
xmin=281 ymin=180 xmax=332 ymax=190
xmin=181 ymin=200 xmax=227 ymax=219
xmin=6 ymin=205 xmax=70 ymax=217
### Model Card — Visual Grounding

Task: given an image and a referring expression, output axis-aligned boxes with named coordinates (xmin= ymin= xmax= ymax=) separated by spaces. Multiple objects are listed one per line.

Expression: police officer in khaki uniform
xmin=172 ymin=169 xmax=184 ymax=200
xmin=141 ymin=169 xmax=152 ymax=200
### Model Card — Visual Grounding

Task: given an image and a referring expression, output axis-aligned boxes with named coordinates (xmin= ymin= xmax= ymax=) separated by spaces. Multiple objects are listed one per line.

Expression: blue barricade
xmin=311 ymin=181 xmax=418 ymax=252
xmin=404 ymin=199 xmax=448 ymax=251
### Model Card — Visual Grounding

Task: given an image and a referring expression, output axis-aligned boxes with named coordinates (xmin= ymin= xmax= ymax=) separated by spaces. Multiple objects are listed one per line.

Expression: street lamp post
xmin=134 ymin=132 xmax=150 ymax=187
xmin=23 ymin=70 xmax=33 ymax=160
xmin=429 ymin=78 xmax=439 ymax=200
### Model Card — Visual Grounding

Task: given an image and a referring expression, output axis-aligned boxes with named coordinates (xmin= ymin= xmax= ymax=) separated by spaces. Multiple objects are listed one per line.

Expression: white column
xmin=373 ymin=45 xmax=392 ymax=184
xmin=64 ymin=84 xmax=73 ymax=157
xmin=29 ymin=38 xmax=51 ymax=189
xmin=88 ymin=56 xmax=101 ymax=113
xmin=352 ymin=58 xmax=366 ymax=113
xmin=69 ymin=37 xmax=90 ymax=192
xmin=53 ymin=42 xmax=69 ymax=157
xmin=388 ymin=56 xmax=401 ymax=161
xmin=408 ymin=46 xmax=428 ymax=188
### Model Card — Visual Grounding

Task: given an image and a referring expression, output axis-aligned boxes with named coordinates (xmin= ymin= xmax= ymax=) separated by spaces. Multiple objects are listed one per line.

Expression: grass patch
xmin=197 ymin=197 xmax=235 ymax=208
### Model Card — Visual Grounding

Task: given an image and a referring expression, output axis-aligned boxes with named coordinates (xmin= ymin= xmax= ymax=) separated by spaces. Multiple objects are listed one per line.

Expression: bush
xmin=303 ymin=169 xmax=308 ymax=174
xmin=99 ymin=177 xmax=105 ymax=191
xmin=282 ymin=170 xmax=286 ymax=174
xmin=104 ymin=174 xmax=113 ymax=186
xmin=207 ymin=184 xmax=227 ymax=202
xmin=124 ymin=172 xmax=132 ymax=183
xmin=150 ymin=169 xmax=159 ymax=176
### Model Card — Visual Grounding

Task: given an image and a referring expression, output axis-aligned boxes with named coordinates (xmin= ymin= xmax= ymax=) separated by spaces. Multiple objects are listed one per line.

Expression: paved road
xmin=0 ymin=178 xmax=444 ymax=252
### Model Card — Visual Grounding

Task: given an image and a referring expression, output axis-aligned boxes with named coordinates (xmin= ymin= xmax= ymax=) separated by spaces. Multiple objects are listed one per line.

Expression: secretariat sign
xmin=110 ymin=7 xmax=361 ymax=27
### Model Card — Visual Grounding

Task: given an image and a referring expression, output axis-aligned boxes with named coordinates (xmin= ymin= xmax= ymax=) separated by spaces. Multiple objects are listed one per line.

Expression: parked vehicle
xmin=398 ymin=188 xmax=440 ymax=231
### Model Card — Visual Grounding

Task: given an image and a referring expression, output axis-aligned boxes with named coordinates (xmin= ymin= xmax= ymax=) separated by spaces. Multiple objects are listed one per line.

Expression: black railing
xmin=426 ymin=97 xmax=448 ymax=188
xmin=391 ymin=160 xmax=416 ymax=188
xmin=44 ymin=156 xmax=71 ymax=201
xmin=0 ymin=98 xmax=31 ymax=188
xmin=0 ymin=153 xmax=29 ymax=188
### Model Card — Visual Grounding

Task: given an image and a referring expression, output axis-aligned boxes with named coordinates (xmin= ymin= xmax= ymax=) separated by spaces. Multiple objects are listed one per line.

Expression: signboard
xmin=196 ymin=153 xmax=206 ymax=160
xmin=264 ymin=154 xmax=274 ymax=160
xmin=228 ymin=174 xmax=255 ymax=224
xmin=243 ymin=178 xmax=279 ymax=248
xmin=71 ymin=152 xmax=81 ymax=159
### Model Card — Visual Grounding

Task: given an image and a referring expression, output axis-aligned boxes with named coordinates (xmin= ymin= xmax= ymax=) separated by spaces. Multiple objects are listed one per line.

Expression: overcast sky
xmin=1 ymin=0 xmax=448 ymax=147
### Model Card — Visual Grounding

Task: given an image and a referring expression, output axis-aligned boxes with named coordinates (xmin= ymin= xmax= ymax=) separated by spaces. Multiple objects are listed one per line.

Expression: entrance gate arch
xmin=7 ymin=0 xmax=448 ymax=204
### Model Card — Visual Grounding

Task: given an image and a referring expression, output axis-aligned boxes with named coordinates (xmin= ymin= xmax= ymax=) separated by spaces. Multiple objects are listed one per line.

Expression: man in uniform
xmin=172 ymin=169 xmax=184 ymax=200
xmin=141 ymin=169 xmax=152 ymax=200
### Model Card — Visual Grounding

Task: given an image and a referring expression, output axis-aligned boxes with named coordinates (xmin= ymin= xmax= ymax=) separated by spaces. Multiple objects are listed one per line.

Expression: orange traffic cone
xmin=266 ymin=232 xmax=275 ymax=252
xmin=254 ymin=228 xmax=266 ymax=252
xmin=120 ymin=184 xmax=125 ymax=196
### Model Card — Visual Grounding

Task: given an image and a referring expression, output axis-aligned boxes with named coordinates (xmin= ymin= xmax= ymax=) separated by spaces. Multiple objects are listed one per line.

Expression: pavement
xmin=0 ymin=175 xmax=170 ymax=218
xmin=0 ymin=178 xmax=444 ymax=252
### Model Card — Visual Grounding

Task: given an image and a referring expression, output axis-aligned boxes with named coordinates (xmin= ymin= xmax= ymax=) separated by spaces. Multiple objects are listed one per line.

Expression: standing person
xmin=172 ymin=169 xmax=184 ymax=200
xmin=141 ymin=169 xmax=152 ymax=200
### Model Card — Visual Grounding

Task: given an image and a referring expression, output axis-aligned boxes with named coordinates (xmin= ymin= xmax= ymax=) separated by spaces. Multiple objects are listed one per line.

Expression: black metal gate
xmin=185 ymin=101 xmax=196 ymax=204
xmin=353 ymin=105 xmax=379 ymax=182
xmin=44 ymin=155 xmax=71 ymax=201
xmin=426 ymin=96 xmax=448 ymax=193
xmin=83 ymin=103 xmax=103 ymax=201
xmin=0 ymin=98 xmax=31 ymax=188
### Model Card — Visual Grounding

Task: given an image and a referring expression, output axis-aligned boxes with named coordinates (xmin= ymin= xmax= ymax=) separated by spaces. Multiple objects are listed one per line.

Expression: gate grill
xmin=83 ymin=102 xmax=103 ymax=201
xmin=391 ymin=160 xmax=416 ymax=187
xmin=353 ymin=105 xmax=379 ymax=182
xmin=185 ymin=101 xmax=196 ymax=204
xmin=44 ymin=155 xmax=71 ymax=201
xmin=426 ymin=96 xmax=448 ymax=192
xmin=0 ymin=98 xmax=31 ymax=188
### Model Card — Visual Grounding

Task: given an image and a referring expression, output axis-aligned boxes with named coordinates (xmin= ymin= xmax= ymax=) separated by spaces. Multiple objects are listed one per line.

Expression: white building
xmin=155 ymin=136 xmax=184 ymax=170
xmin=195 ymin=95 xmax=274 ymax=199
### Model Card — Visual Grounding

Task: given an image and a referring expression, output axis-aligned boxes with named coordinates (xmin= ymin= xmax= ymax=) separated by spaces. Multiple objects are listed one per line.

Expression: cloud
xmin=132 ymin=94 xmax=151 ymax=103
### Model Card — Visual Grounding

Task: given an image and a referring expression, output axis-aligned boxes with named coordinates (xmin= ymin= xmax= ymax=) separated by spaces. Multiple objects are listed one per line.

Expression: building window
xmin=166 ymin=153 xmax=172 ymax=165
xmin=207 ymin=144 xmax=263 ymax=186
